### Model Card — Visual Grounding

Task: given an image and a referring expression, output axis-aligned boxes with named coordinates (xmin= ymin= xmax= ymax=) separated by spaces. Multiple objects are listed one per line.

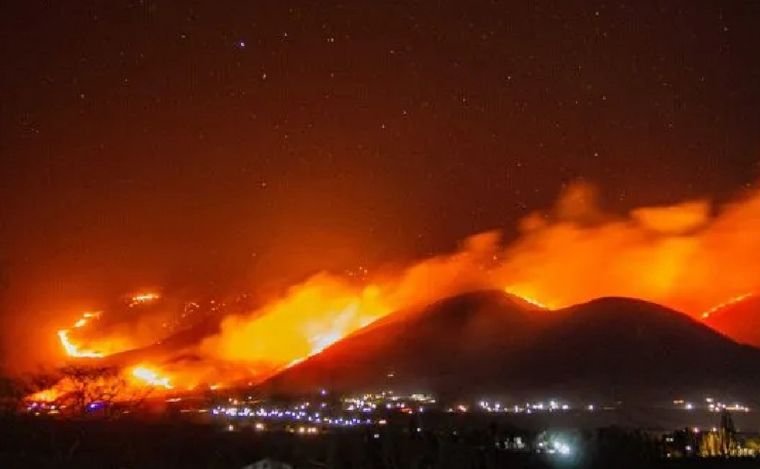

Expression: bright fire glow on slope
xmin=57 ymin=312 xmax=104 ymax=358
xmin=56 ymin=292 xmax=162 ymax=360
xmin=28 ymin=388 xmax=63 ymax=403
xmin=131 ymin=365 xmax=173 ymax=389
xmin=504 ymin=286 xmax=551 ymax=310
xmin=201 ymin=280 xmax=389 ymax=369
xmin=199 ymin=234 xmax=506 ymax=378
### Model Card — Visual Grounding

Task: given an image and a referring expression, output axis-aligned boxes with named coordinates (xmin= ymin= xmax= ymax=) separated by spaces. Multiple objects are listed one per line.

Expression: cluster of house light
xmin=211 ymin=401 xmax=377 ymax=429
xmin=210 ymin=391 xmax=442 ymax=429
xmin=343 ymin=391 xmax=436 ymax=414
xmin=468 ymin=399 xmax=588 ymax=414
xmin=674 ymin=397 xmax=750 ymax=413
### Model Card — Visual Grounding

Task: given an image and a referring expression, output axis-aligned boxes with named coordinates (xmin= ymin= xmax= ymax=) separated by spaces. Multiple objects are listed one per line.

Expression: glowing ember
xmin=129 ymin=292 xmax=160 ymax=307
xmin=700 ymin=293 xmax=755 ymax=319
xmin=131 ymin=365 xmax=173 ymax=389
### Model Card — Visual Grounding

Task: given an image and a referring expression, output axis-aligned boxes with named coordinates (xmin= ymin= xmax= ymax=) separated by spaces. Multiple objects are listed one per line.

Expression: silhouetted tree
xmin=25 ymin=365 xmax=152 ymax=418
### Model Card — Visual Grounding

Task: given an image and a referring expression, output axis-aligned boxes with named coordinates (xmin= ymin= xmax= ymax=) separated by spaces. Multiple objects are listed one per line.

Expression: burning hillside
xmin=53 ymin=293 xmax=169 ymax=360
xmin=21 ymin=182 xmax=760 ymax=405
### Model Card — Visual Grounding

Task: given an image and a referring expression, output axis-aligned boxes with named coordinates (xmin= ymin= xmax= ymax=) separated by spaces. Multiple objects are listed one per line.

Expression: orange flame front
xmin=57 ymin=312 xmax=104 ymax=358
xmin=130 ymin=365 xmax=173 ymax=389
xmin=700 ymin=293 xmax=754 ymax=319
xmin=504 ymin=286 xmax=551 ymax=310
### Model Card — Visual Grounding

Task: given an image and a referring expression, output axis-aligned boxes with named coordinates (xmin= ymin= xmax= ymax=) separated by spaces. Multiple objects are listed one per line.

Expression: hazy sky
xmin=1 ymin=1 xmax=759 ymax=336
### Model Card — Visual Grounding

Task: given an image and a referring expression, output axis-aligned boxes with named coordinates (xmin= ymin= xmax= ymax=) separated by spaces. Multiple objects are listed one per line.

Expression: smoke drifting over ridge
xmin=497 ymin=181 xmax=760 ymax=314
xmin=195 ymin=181 xmax=760 ymax=379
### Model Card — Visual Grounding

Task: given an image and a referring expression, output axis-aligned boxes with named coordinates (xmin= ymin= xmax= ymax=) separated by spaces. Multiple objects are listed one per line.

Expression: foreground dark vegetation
xmin=0 ymin=415 xmax=758 ymax=469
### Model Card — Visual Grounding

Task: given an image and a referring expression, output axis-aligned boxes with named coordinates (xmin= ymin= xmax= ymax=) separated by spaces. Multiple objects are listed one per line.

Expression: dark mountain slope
xmin=264 ymin=293 xmax=760 ymax=402
xmin=263 ymin=290 xmax=548 ymax=396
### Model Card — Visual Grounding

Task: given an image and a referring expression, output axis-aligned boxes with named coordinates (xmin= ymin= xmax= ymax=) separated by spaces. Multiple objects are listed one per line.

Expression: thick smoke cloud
xmin=497 ymin=181 xmax=760 ymax=314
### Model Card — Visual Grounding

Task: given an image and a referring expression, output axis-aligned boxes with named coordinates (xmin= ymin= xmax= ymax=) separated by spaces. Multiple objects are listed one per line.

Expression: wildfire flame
xmin=701 ymin=293 xmax=755 ymax=319
xmin=28 ymin=388 xmax=63 ymax=403
xmin=129 ymin=292 xmax=160 ymax=307
xmin=57 ymin=312 xmax=104 ymax=358
xmin=130 ymin=365 xmax=173 ymax=389
xmin=201 ymin=280 xmax=390 ymax=371
xmin=504 ymin=286 xmax=551 ymax=310
xmin=24 ymin=182 xmax=760 ymax=399
xmin=55 ymin=292 xmax=161 ymax=360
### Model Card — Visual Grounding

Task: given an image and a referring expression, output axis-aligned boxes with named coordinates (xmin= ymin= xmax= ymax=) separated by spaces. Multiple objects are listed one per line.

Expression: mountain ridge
xmin=261 ymin=291 xmax=760 ymax=402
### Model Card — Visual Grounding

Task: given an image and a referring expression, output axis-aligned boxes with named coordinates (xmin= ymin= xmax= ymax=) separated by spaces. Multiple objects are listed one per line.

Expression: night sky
xmin=1 ymin=1 xmax=759 ymax=318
